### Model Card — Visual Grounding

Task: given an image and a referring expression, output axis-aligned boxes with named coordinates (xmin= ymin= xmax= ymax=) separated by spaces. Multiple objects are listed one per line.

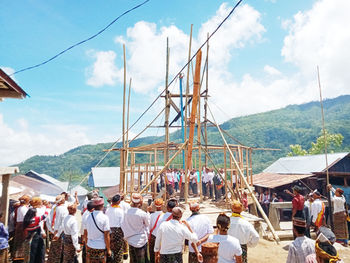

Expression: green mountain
xmin=15 ymin=95 xmax=350 ymax=182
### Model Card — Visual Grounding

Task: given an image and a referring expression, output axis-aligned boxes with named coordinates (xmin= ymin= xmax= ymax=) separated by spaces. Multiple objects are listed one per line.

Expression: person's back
xmin=85 ymin=210 xmax=109 ymax=249
xmin=287 ymin=236 xmax=315 ymax=263
xmin=228 ymin=216 xmax=259 ymax=247
xmin=207 ymin=235 xmax=242 ymax=263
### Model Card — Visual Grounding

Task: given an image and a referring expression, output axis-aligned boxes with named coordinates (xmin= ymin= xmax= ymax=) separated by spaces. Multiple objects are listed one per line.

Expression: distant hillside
xmin=16 ymin=95 xmax=350 ymax=181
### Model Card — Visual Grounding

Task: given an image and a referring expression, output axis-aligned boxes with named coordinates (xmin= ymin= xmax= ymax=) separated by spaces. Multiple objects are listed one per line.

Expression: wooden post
xmin=164 ymin=38 xmax=170 ymax=165
xmin=185 ymin=24 xmax=193 ymax=144
xmin=120 ymin=44 xmax=127 ymax=194
xmin=131 ymin=152 xmax=135 ymax=193
xmin=126 ymin=78 xmax=132 ymax=166
xmin=204 ymin=32 xmax=209 ymax=167
xmin=1 ymin=174 xmax=10 ymax=226
xmin=208 ymin=105 xmax=280 ymax=244
xmin=224 ymin=146 xmax=228 ymax=201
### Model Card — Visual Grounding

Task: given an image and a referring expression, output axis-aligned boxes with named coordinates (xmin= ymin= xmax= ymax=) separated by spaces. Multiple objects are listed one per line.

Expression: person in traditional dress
xmin=206 ymin=213 xmax=242 ymax=263
xmin=81 ymin=201 xmax=94 ymax=263
xmin=121 ymin=193 xmax=150 ymax=263
xmin=201 ymin=166 xmax=208 ymax=198
xmin=314 ymin=230 xmax=344 ymax=263
xmin=84 ymin=197 xmax=111 ymax=263
xmin=120 ymin=193 xmax=131 ymax=212
xmin=105 ymin=194 xmax=124 ymax=263
xmin=154 ymin=207 xmax=202 ymax=263
xmin=186 ymin=202 xmax=214 ymax=263
xmin=59 ymin=204 xmax=81 ymax=263
xmin=0 ymin=212 xmax=9 ymax=263
xmin=207 ymin=169 xmax=215 ymax=199
xmin=327 ymin=184 xmax=348 ymax=246
xmin=22 ymin=207 xmax=47 ymax=263
xmin=285 ymin=185 xmax=305 ymax=219
xmin=189 ymin=170 xmax=198 ymax=196
xmin=47 ymin=194 xmax=68 ymax=263
xmin=311 ymin=191 xmax=325 ymax=232
xmin=227 ymin=200 xmax=259 ymax=263
xmin=13 ymin=194 xmax=30 ymax=261
xmin=165 ymin=169 xmax=174 ymax=196
xmin=149 ymin=198 xmax=164 ymax=263
xmin=286 ymin=217 xmax=315 ymax=263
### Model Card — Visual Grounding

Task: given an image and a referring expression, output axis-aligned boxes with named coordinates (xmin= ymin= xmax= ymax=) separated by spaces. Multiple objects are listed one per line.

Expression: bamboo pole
xmin=126 ymin=78 xmax=132 ymax=166
xmin=317 ymin=66 xmax=333 ymax=230
xmin=164 ymin=38 xmax=170 ymax=165
xmin=208 ymin=105 xmax=280 ymax=244
xmin=120 ymin=44 xmax=127 ymax=194
xmin=204 ymin=32 xmax=209 ymax=167
xmin=185 ymin=24 xmax=193 ymax=143
xmin=140 ymin=140 xmax=188 ymax=194
xmin=224 ymin=146 xmax=228 ymax=200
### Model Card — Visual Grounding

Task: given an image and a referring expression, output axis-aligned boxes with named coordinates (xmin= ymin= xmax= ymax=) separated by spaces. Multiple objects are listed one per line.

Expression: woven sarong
xmin=129 ymin=243 xmax=148 ymax=263
xmin=13 ymin=222 xmax=25 ymax=260
xmin=333 ymin=211 xmax=349 ymax=240
xmin=47 ymin=235 xmax=63 ymax=263
xmin=87 ymin=246 xmax=106 ymax=263
xmin=0 ymin=248 xmax=8 ymax=263
xmin=188 ymin=251 xmax=198 ymax=263
xmin=63 ymin=235 xmax=77 ymax=263
xmin=23 ymin=231 xmax=45 ymax=263
xmin=149 ymin=235 xmax=156 ymax=263
xmin=160 ymin=252 xmax=183 ymax=263
xmin=241 ymin=244 xmax=248 ymax=263
xmin=110 ymin=227 xmax=124 ymax=263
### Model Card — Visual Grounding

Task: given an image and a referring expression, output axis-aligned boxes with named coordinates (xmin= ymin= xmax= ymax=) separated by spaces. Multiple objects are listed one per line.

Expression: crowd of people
xmin=158 ymin=167 xmax=226 ymax=201
xmin=0 ymin=182 xmax=348 ymax=263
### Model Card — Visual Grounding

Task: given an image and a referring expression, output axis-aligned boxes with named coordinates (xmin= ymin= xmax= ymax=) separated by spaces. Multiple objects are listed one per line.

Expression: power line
xmin=11 ymin=0 xmax=150 ymax=76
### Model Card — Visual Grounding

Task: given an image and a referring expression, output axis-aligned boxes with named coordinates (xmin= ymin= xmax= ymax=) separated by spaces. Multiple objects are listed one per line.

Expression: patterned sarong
xmin=13 ymin=222 xmax=25 ymax=260
xmin=149 ymin=235 xmax=156 ymax=263
xmin=333 ymin=211 xmax=349 ymax=240
xmin=129 ymin=243 xmax=148 ymax=263
xmin=188 ymin=251 xmax=198 ymax=263
xmin=87 ymin=246 xmax=106 ymax=263
xmin=241 ymin=244 xmax=248 ymax=263
xmin=160 ymin=252 xmax=183 ymax=263
xmin=0 ymin=248 xmax=8 ymax=263
xmin=63 ymin=235 xmax=77 ymax=263
xmin=23 ymin=231 xmax=45 ymax=263
xmin=110 ymin=227 xmax=124 ymax=263
xmin=47 ymin=235 xmax=63 ymax=263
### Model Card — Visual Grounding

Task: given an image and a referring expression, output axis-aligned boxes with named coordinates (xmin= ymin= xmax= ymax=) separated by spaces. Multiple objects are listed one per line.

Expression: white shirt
xmin=81 ymin=210 xmax=91 ymax=235
xmin=121 ymin=207 xmax=150 ymax=248
xmin=310 ymin=199 xmax=323 ymax=223
xmin=149 ymin=211 xmax=164 ymax=237
xmin=154 ymin=219 xmax=198 ymax=254
xmin=17 ymin=205 xmax=29 ymax=222
xmin=330 ymin=188 xmax=346 ymax=214
xmin=227 ymin=216 xmax=259 ymax=247
xmin=189 ymin=173 xmax=197 ymax=184
xmin=85 ymin=210 xmax=110 ymax=249
xmin=120 ymin=201 xmax=131 ymax=212
xmin=53 ymin=204 xmax=68 ymax=234
xmin=46 ymin=204 xmax=55 ymax=233
xmin=187 ymin=214 xmax=214 ymax=252
xmin=207 ymin=235 xmax=242 ymax=263
xmin=286 ymin=236 xmax=315 ymax=263
xmin=173 ymin=171 xmax=178 ymax=183
xmin=62 ymin=215 xmax=80 ymax=250
xmin=105 ymin=206 xmax=124 ymax=228
xmin=166 ymin=172 xmax=173 ymax=184
xmin=202 ymin=170 xmax=208 ymax=183
xmin=207 ymin=172 xmax=214 ymax=184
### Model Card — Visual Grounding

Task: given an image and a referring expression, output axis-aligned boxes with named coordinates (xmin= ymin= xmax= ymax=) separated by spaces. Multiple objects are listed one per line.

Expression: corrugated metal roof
xmin=91 ymin=167 xmax=120 ymax=188
xmin=253 ymin=172 xmax=315 ymax=189
xmin=12 ymin=175 xmax=63 ymax=196
xmin=263 ymin=152 xmax=349 ymax=174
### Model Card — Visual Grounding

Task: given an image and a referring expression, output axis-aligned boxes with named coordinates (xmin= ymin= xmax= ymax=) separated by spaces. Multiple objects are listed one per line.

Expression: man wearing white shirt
xmin=202 ymin=167 xmax=208 ymax=198
xmin=13 ymin=195 xmax=30 ymax=260
xmin=59 ymin=204 xmax=81 ymax=263
xmin=121 ymin=193 xmax=150 ymax=263
xmin=327 ymin=184 xmax=348 ymax=245
xmin=155 ymin=207 xmax=202 ymax=263
xmin=149 ymin=198 xmax=164 ymax=263
xmin=207 ymin=169 xmax=215 ymax=199
xmin=165 ymin=169 xmax=174 ymax=196
xmin=120 ymin=193 xmax=131 ymax=212
xmin=186 ymin=202 xmax=214 ymax=263
xmin=81 ymin=201 xmax=94 ymax=263
xmin=105 ymin=194 xmax=125 ymax=262
xmin=228 ymin=201 xmax=259 ymax=263
xmin=310 ymin=191 xmax=325 ymax=231
xmin=48 ymin=195 xmax=68 ymax=263
xmin=84 ymin=197 xmax=111 ymax=263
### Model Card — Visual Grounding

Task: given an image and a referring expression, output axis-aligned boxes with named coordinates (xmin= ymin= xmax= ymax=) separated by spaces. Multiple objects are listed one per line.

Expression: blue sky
xmin=1 ymin=0 xmax=349 ymax=165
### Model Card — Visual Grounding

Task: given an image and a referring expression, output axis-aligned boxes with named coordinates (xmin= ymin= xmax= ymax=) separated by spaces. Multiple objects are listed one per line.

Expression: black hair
xmin=217 ymin=213 xmax=230 ymax=231
xmin=294 ymin=225 xmax=306 ymax=235
xmin=167 ymin=199 xmax=177 ymax=209
xmin=112 ymin=194 xmax=121 ymax=203
xmin=87 ymin=201 xmax=94 ymax=211
xmin=23 ymin=208 xmax=37 ymax=230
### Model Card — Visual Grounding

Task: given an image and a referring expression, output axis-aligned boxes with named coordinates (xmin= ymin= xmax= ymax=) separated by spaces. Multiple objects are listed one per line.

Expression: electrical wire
xmin=11 ymin=0 xmax=150 ymax=76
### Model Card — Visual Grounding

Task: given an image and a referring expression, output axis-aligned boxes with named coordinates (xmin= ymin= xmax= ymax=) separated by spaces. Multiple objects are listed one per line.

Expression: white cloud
xmin=86 ymin=50 xmax=121 ymax=87
xmin=264 ymin=65 xmax=281 ymax=75
xmin=281 ymin=0 xmax=350 ymax=98
xmin=0 ymin=114 xmax=92 ymax=166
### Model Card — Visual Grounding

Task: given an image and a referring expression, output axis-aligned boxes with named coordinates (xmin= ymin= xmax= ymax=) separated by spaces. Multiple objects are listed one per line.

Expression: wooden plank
xmin=1 ymin=174 xmax=10 ymax=226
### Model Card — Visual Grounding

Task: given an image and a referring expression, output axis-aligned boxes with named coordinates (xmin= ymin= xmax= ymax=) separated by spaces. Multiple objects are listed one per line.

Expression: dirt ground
xmin=248 ymin=239 xmax=350 ymax=262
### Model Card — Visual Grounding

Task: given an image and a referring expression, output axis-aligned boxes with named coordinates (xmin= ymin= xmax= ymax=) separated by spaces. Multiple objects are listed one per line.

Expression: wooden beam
xmin=0 ymin=89 xmax=24 ymax=99
xmin=1 ymin=174 xmax=10 ymax=226
xmin=169 ymin=97 xmax=180 ymax=113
